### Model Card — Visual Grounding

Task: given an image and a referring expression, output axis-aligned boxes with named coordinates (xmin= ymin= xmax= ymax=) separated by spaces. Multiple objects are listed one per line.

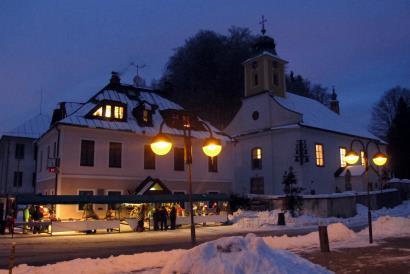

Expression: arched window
xmin=251 ymin=147 xmax=262 ymax=169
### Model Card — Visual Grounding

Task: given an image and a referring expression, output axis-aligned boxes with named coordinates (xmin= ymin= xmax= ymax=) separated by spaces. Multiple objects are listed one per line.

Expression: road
xmin=0 ymin=224 xmax=328 ymax=268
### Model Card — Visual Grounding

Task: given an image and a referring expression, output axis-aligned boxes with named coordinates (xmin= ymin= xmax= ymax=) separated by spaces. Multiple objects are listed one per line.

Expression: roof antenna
xmin=259 ymin=15 xmax=267 ymax=35
xmin=129 ymin=62 xmax=146 ymax=77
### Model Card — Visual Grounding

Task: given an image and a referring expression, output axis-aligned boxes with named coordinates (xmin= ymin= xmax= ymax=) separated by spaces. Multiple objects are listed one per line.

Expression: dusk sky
xmin=0 ymin=1 xmax=409 ymax=134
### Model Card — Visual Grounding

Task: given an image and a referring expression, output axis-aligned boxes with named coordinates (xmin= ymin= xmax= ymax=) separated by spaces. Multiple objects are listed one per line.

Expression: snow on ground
xmin=229 ymin=200 xmax=410 ymax=230
xmin=161 ymin=234 xmax=330 ymax=274
xmin=3 ymin=201 xmax=409 ymax=274
xmin=4 ymin=215 xmax=410 ymax=274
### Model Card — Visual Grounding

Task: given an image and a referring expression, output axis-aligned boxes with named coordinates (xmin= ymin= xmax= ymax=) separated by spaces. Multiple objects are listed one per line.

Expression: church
xmin=31 ymin=26 xmax=386 ymax=219
xmin=225 ymin=28 xmax=384 ymax=196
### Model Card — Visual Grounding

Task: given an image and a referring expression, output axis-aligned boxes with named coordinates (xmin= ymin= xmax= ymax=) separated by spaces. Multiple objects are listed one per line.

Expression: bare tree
xmin=369 ymin=86 xmax=410 ymax=140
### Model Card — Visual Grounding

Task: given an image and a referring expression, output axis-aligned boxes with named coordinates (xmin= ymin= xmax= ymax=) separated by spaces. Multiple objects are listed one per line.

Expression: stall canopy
xmin=14 ymin=193 xmax=230 ymax=205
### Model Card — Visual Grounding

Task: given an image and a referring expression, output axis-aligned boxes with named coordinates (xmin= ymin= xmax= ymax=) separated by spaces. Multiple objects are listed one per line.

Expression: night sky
xmin=0 ymin=1 xmax=409 ymax=133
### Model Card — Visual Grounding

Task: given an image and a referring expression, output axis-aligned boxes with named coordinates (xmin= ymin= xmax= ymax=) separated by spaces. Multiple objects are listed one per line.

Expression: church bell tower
xmin=244 ymin=16 xmax=288 ymax=98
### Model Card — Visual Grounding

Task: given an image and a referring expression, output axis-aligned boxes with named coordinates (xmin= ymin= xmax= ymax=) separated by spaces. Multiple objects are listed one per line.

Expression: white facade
xmin=36 ymin=76 xmax=233 ymax=219
xmin=226 ymin=50 xmax=385 ymax=195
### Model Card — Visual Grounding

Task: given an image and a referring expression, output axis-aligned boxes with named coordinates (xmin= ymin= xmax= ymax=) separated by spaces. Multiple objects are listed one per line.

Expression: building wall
xmin=224 ymin=92 xmax=300 ymax=136
xmin=0 ymin=136 xmax=36 ymax=195
xmin=36 ymin=125 xmax=234 ymax=218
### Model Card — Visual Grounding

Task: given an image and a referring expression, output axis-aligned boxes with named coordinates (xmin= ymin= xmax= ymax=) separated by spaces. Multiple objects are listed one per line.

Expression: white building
xmin=0 ymin=114 xmax=50 ymax=195
xmin=225 ymin=34 xmax=384 ymax=195
xmin=36 ymin=72 xmax=233 ymax=219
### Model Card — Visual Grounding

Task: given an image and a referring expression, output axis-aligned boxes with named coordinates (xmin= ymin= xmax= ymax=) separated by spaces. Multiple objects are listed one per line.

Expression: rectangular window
xmin=340 ymin=147 xmax=347 ymax=167
xmin=208 ymin=156 xmax=218 ymax=172
xmin=53 ymin=142 xmax=57 ymax=158
xmin=80 ymin=140 xmax=95 ymax=167
xmin=109 ymin=142 xmax=122 ymax=168
xmin=47 ymin=145 xmax=50 ymax=159
xmin=250 ymin=177 xmax=264 ymax=194
xmin=15 ymin=144 xmax=24 ymax=159
xmin=78 ymin=190 xmax=94 ymax=211
xmin=114 ymin=106 xmax=124 ymax=119
xmin=361 ymin=151 xmax=366 ymax=166
xmin=315 ymin=144 xmax=324 ymax=167
xmin=174 ymin=147 xmax=185 ymax=171
xmin=144 ymin=145 xmax=155 ymax=169
xmin=105 ymin=105 xmax=112 ymax=118
xmin=33 ymin=145 xmax=38 ymax=160
xmin=107 ymin=191 xmax=121 ymax=210
xmin=32 ymin=173 xmax=36 ymax=188
xmin=253 ymin=73 xmax=258 ymax=86
xmin=251 ymin=148 xmax=262 ymax=169
xmin=39 ymin=151 xmax=43 ymax=172
xmin=273 ymin=73 xmax=279 ymax=86
xmin=13 ymin=172 xmax=23 ymax=187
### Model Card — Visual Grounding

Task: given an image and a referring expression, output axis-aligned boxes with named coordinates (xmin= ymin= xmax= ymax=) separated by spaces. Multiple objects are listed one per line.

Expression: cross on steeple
xmin=259 ymin=15 xmax=267 ymax=35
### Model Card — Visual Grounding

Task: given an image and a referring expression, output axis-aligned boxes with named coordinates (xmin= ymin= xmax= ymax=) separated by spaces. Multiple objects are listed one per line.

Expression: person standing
xmin=160 ymin=206 xmax=168 ymax=231
xmin=23 ymin=205 xmax=30 ymax=233
xmin=137 ymin=205 xmax=145 ymax=232
xmin=153 ymin=207 xmax=160 ymax=231
xmin=170 ymin=205 xmax=177 ymax=230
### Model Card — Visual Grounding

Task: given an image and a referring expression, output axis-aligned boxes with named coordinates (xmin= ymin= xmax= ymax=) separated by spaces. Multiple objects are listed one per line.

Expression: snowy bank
xmin=4 ymin=215 xmax=410 ymax=274
xmin=229 ymin=200 xmax=410 ymax=230
xmin=162 ymin=234 xmax=330 ymax=274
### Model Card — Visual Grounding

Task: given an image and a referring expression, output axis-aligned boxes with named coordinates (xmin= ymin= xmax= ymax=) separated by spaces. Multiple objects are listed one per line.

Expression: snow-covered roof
xmin=64 ymin=102 xmax=84 ymax=116
xmin=272 ymin=92 xmax=380 ymax=140
xmin=58 ymin=78 xmax=227 ymax=141
xmin=3 ymin=113 xmax=51 ymax=139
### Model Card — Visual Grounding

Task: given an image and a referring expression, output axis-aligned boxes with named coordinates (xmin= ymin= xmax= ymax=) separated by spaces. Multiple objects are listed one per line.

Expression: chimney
xmin=50 ymin=102 xmax=66 ymax=126
xmin=110 ymin=71 xmax=120 ymax=85
xmin=330 ymin=87 xmax=340 ymax=114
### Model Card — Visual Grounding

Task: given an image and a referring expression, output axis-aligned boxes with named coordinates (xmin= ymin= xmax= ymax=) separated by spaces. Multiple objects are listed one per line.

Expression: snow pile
xmin=6 ymin=250 xmax=185 ymax=274
xmin=229 ymin=200 xmax=410 ymax=230
xmin=161 ymin=234 xmax=331 ymax=274
xmin=359 ymin=216 xmax=410 ymax=239
xmin=389 ymin=178 xmax=410 ymax=184
xmin=263 ymin=223 xmax=356 ymax=250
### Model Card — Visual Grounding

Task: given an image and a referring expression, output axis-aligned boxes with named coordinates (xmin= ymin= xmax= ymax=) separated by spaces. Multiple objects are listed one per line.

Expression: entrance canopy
xmin=14 ymin=193 xmax=230 ymax=205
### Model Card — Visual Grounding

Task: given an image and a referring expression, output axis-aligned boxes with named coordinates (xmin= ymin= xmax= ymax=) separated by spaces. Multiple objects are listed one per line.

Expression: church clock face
xmin=252 ymin=111 xmax=259 ymax=120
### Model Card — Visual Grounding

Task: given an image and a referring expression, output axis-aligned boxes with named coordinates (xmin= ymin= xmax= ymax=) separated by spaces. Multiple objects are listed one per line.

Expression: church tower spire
xmin=330 ymin=86 xmax=340 ymax=114
xmin=243 ymin=17 xmax=287 ymax=98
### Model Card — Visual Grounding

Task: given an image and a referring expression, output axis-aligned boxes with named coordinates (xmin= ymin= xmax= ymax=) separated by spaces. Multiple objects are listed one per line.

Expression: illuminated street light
xmin=150 ymin=111 xmax=222 ymax=245
xmin=345 ymin=139 xmax=388 ymax=244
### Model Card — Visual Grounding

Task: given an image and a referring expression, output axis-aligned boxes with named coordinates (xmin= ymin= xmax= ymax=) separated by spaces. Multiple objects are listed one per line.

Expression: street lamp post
xmin=150 ymin=111 xmax=222 ymax=245
xmin=345 ymin=139 xmax=388 ymax=244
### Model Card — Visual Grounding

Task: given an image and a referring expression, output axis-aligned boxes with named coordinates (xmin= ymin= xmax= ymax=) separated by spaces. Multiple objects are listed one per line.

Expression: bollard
xmin=277 ymin=212 xmax=286 ymax=226
xmin=318 ymin=225 xmax=330 ymax=252
xmin=8 ymin=242 xmax=16 ymax=274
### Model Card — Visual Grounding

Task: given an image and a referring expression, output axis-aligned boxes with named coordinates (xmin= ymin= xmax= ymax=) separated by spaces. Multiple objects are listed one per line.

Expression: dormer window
xmin=143 ymin=109 xmax=149 ymax=123
xmin=133 ymin=104 xmax=154 ymax=127
xmin=89 ymin=100 xmax=126 ymax=121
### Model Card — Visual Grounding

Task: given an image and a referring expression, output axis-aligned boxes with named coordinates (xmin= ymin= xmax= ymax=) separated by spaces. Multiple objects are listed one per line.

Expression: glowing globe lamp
xmin=345 ymin=150 xmax=360 ymax=165
xmin=150 ymin=133 xmax=173 ymax=156
xmin=372 ymin=153 xmax=388 ymax=166
xmin=202 ymin=137 xmax=222 ymax=157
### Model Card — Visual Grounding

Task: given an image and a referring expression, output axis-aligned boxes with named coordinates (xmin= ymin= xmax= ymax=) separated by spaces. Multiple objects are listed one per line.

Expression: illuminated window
xmin=315 ymin=144 xmax=324 ymax=167
xmin=340 ymin=147 xmax=347 ymax=167
xmin=143 ymin=109 xmax=149 ymax=123
xmin=251 ymin=147 xmax=262 ymax=169
xmin=114 ymin=106 xmax=124 ymax=119
xmin=89 ymin=101 xmax=126 ymax=121
xmin=93 ymin=107 xmax=103 ymax=117
xmin=105 ymin=105 xmax=112 ymax=118
xmin=361 ymin=151 xmax=366 ymax=166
